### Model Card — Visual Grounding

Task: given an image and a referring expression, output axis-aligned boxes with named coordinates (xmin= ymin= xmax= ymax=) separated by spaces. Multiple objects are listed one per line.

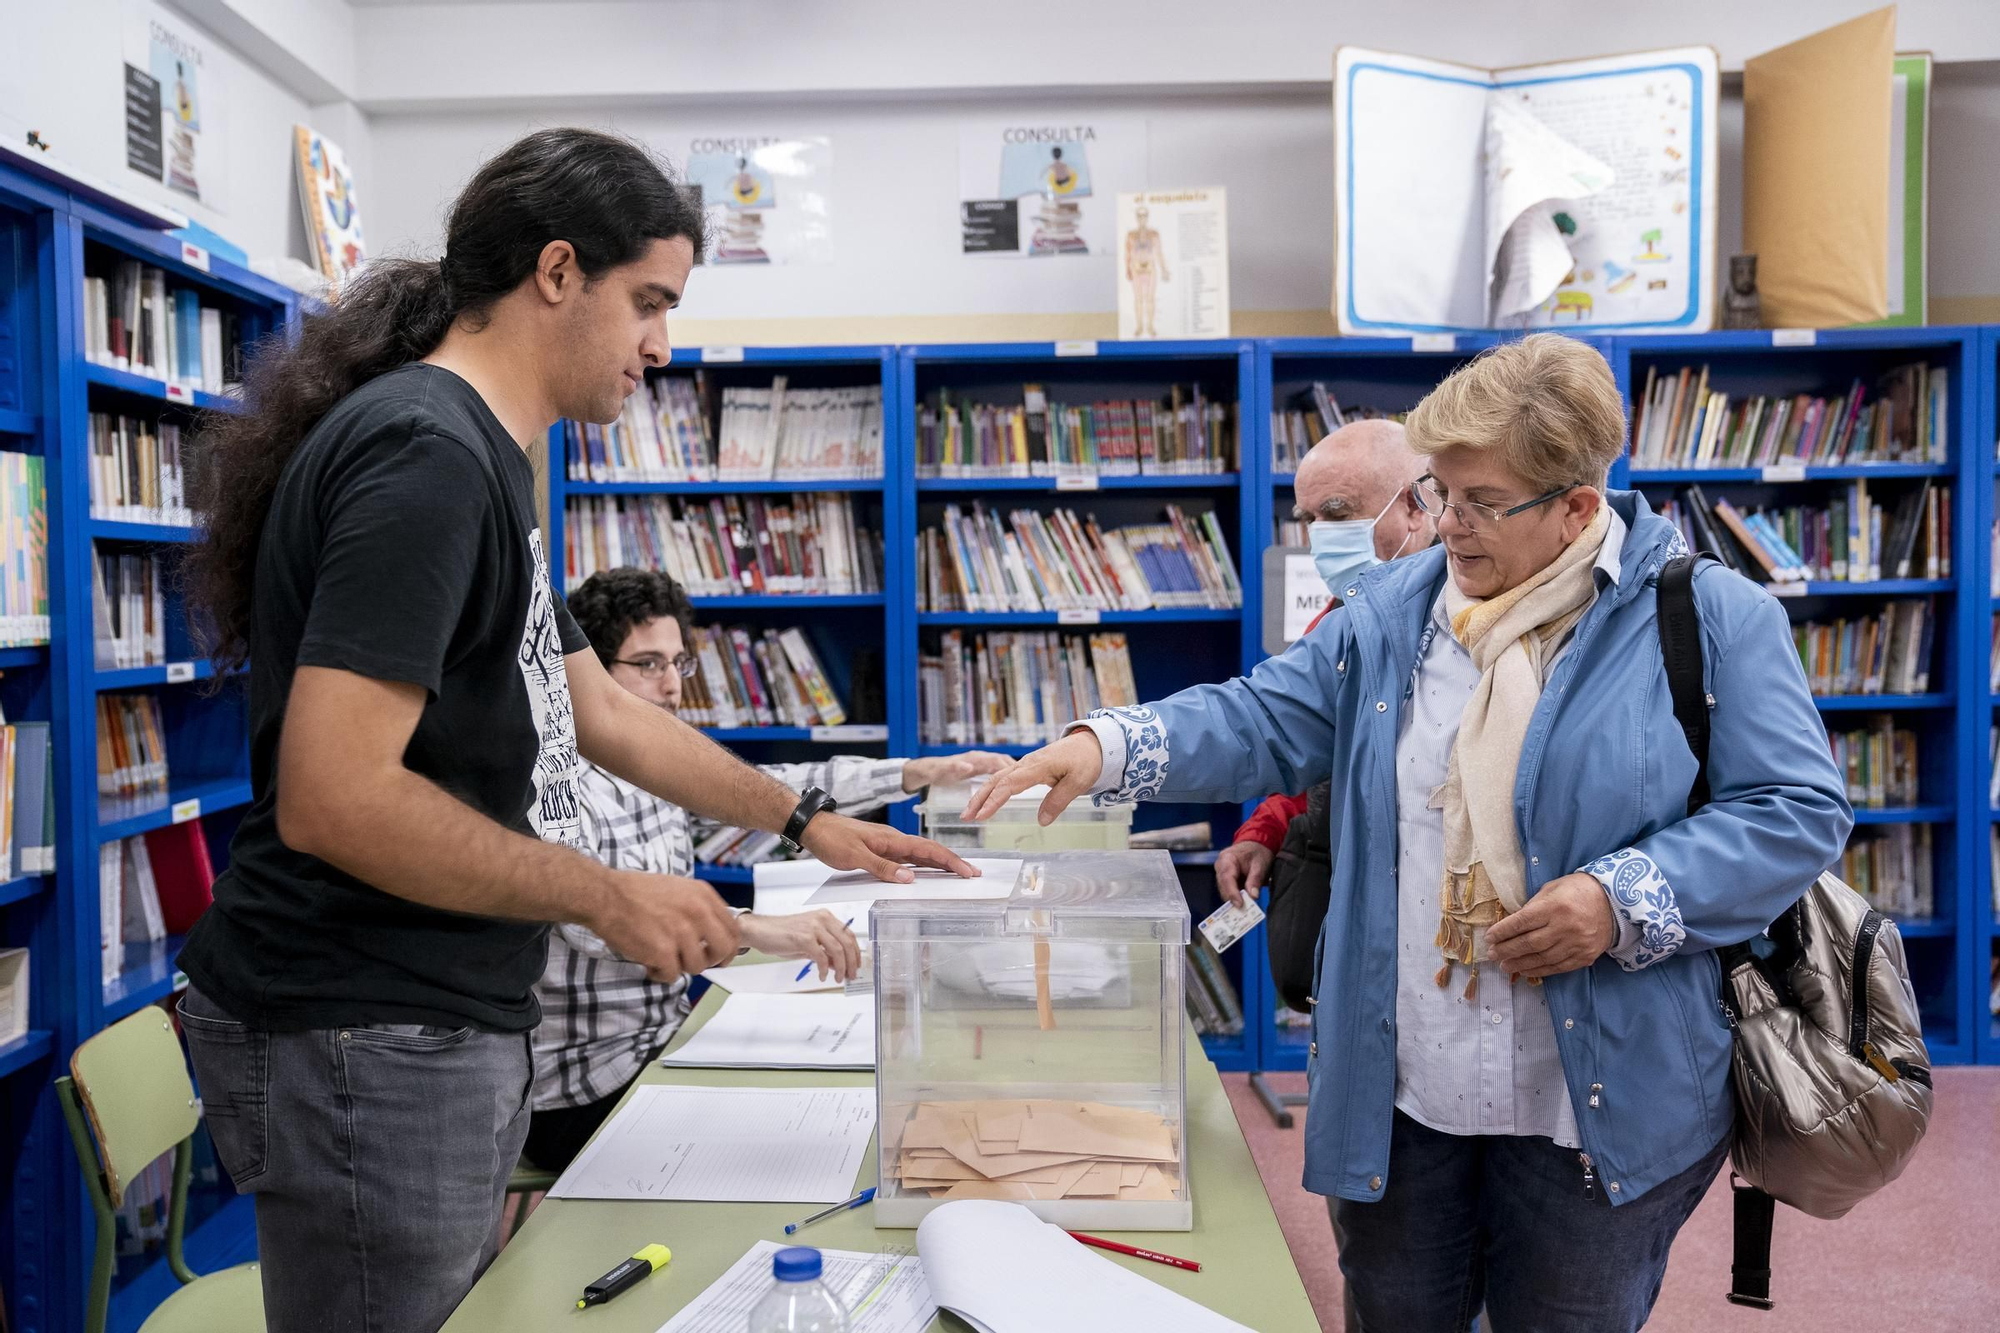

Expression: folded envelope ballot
xmin=888 ymin=1099 xmax=1182 ymax=1201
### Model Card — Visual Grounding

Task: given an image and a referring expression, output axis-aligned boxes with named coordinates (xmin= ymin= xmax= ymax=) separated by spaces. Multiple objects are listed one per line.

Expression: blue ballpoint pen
xmin=785 ymin=1187 xmax=875 ymax=1235
xmin=795 ymin=918 xmax=857 ymax=982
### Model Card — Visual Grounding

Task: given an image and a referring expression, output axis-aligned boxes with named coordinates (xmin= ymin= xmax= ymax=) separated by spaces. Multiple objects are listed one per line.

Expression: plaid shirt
xmin=531 ymin=756 xmax=908 ymax=1110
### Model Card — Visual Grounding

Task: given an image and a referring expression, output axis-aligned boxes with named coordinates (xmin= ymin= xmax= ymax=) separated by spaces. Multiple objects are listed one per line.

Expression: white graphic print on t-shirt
xmin=519 ymin=529 xmax=583 ymax=849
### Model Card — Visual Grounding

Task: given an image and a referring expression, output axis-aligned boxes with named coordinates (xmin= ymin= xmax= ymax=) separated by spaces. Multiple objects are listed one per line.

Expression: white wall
xmin=364 ymin=64 xmax=2000 ymax=342
xmin=351 ymin=0 xmax=2000 ymax=108
xmin=0 ymin=0 xmax=322 ymax=265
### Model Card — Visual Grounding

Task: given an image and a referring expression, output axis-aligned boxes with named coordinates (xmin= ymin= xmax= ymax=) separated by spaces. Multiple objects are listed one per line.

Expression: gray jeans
xmin=179 ymin=986 xmax=532 ymax=1333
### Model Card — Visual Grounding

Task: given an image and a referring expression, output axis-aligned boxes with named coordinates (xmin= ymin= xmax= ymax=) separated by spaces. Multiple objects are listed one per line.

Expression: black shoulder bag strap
xmin=1655 ymin=553 xmax=1778 ymax=1311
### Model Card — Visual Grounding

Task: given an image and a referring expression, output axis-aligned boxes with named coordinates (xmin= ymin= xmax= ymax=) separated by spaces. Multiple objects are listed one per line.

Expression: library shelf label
xmin=1761 ymin=463 xmax=1809 ymax=483
xmin=179 ymin=241 xmax=210 ymax=272
xmin=811 ymin=724 xmax=890 ymax=742
xmin=1057 ymin=608 xmax=1103 ymax=625
xmin=701 ymin=346 xmax=746 ymax=363
xmin=1054 ymin=340 xmax=1099 ymax=358
xmin=1412 ymin=334 xmax=1457 ymax=353
xmin=1055 ymin=474 xmax=1100 ymax=492
xmin=171 ymin=798 xmax=201 ymax=824
xmin=165 ymin=661 xmax=195 ymax=683
xmin=1771 ymin=328 xmax=1818 ymax=347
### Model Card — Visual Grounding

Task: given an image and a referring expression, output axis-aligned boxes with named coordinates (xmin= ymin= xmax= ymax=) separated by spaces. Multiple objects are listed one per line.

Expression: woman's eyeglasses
xmin=612 ymin=652 xmax=698 ymax=680
xmin=1411 ymin=474 xmax=1578 ymax=533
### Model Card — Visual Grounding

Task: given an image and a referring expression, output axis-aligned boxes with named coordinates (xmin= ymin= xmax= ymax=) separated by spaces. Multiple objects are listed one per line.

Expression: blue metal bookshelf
xmin=0 ymin=157 xmax=293 ymax=1333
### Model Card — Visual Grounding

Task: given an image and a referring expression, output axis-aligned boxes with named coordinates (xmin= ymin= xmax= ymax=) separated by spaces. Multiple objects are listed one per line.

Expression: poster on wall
xmin=1116 ymin=188 xmax=1229 ymax=338
xmin=959 ymin=118 xmax=1147 ymax=258
xmin=683 ymin=136 xmax=831 ymax=265
xmin=122 ymin=3 xmax=227 ymax=211
xmin=294 ymin=125 xmax=366 ymax=290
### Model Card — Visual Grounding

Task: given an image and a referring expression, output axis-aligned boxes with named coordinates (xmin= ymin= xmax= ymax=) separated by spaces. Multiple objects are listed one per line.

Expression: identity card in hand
xmin=1198 ymin=896 xmax=1265 ymax=953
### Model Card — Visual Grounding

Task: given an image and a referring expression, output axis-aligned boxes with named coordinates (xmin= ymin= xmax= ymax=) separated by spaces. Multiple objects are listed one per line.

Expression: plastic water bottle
xmin=746 ymin=1246 xmax=849 ymax=1333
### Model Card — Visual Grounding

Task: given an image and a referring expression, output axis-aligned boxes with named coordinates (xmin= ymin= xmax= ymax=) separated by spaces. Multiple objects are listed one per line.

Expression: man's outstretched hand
xmin=798 ymin=811 xmax=978 ymax=883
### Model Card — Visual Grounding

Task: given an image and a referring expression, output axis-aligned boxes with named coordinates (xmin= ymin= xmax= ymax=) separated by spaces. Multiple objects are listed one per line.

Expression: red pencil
xmin=1065 ymin=1230 xmax=1202 ymax=1273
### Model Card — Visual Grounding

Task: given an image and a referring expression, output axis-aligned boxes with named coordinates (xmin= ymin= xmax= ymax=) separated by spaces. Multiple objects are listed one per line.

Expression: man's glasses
xmin=1411 ymin=474 xmax=1578 ymax=533
xmin=612 ymin=652 xmax=698 ymax=680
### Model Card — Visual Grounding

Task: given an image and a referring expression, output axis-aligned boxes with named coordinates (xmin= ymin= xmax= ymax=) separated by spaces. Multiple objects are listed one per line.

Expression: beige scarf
xmin=1433 ymin=506 xmax=1611 ymax=999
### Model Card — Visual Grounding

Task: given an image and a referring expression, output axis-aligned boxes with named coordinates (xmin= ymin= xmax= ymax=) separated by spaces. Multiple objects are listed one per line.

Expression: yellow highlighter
xmin=577 ymin=1243 xmax=671 ymax=1309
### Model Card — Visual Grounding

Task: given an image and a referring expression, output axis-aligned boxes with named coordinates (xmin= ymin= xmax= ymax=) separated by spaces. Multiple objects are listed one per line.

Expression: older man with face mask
xmin=1214 ymin=420 xmax=1435 ymax=905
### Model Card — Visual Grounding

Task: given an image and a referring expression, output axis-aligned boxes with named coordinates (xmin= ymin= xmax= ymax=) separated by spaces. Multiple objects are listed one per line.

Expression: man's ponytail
xmin=185 ymin=129 xmax=705 ymax=677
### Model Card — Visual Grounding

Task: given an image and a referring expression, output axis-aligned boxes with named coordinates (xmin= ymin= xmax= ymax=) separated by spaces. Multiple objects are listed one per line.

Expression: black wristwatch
xmin=781 ymin=786 xmax=838 ymax=852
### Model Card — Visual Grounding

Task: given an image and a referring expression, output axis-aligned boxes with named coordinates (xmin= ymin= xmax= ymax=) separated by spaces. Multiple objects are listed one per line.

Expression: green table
xmin=443 ymin=984 xmax=1317 ymax=1332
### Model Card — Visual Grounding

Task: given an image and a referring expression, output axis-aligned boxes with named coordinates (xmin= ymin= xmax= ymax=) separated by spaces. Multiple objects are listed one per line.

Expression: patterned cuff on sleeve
xmin=1581 ymin=847 xmax=1686 ymax=972
xmin=1062 ymin=706 xmax=1168 ymax=804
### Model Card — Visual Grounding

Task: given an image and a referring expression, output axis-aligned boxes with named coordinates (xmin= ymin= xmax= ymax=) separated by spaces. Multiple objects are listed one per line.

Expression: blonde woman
xmin=968 ymin=334 xmax=1850 ymax=1332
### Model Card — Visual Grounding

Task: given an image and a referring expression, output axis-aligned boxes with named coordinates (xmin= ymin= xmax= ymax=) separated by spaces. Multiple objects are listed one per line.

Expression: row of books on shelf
xmin=916 ymin=504 xmax=1241 ymax=613
xmin=1629 ymin=361 xmax=1947 ymax=469
xmin=681 ymin=625 xmax=849 ymax=730
xmin=919 ymin=630 xmax=1138 ymax=747
xmin=0 ymin=452 xmax=49 ymax=647
xmin=97 ymin=822 xmax=214 ymax=983
xmin=0 ymin=712 xmax=53 ymax=878
xmin=916 ymin=385 xmax=1235 ymax=478
xmin=693 ymin=825 xmax=794 ymax=870
xmin=1795 ymin=602 xmax=1933 ymax=697
xmin=96 ymin=694 xmax=167 ymax=805
xmin=89 ymin=412 xmax=192 ymax=526
xmin=1183 ymin=937 xmax=1244 ymax=1038
xmin=1829 ymin=721 xmax=1919 ymax=809
xmin=1844 ymin=824 xmax=1933 ymax=922
xmin=93 ymin=550 xmax=165 ymax=669
xmin=82 ymin=263 xmax=243 ymax=394
xmin=1270 ymin=387 xmax=1404 ymax=472
xmin=563 ymin=377 xmax=885 ymax=483
xmin=1656 ymin=481 xmax=1947 ymax=585
xmin=565 ymin=494 xmax=883 ymax=596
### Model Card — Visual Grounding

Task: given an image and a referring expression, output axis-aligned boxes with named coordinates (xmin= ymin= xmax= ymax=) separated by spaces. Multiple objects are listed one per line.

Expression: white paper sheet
xmin=661 ymin=991 xmax=876 ymax=1069
xmin=1481 ymin=94 xmax=1613 ymax=320
xmin=916 ymin=1200 xmax=1251 ymax=1332
xmin=752 ymin=859 xmax=835 ymax=916
xmin=803 ymin=859 xmax=1023 ymax=907
xmin=548 ymin=1085 xmax=875 ymax=1203
xmin=657 ymin=1240 xmax=934 ymax=1333
xmin=701 ymin=958 xmax=847 ymax=996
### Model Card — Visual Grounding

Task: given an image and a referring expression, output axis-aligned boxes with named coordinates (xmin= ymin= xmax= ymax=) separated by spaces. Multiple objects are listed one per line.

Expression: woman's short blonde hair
xmin=1404 ymin=333 xmax=1626 ymax=494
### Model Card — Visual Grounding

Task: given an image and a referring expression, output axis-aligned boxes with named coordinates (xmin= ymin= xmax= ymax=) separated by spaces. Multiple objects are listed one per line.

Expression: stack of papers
xmin=548 ymin=1085 xmax=875 ymax=1203
xmin=890 ymin=1099 xmax=1180 ymax=1202
xmin=661 ymin=991 xmax=875 ymax=1069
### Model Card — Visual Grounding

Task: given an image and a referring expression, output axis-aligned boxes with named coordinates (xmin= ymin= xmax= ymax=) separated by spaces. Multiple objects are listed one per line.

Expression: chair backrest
xmin=69 ymin=1008 xmax=199 ymax=1208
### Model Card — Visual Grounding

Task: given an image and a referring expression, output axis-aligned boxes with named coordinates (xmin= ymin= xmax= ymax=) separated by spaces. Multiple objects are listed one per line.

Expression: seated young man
xmin=527 ymin=567 xmax=1008 ymax=1170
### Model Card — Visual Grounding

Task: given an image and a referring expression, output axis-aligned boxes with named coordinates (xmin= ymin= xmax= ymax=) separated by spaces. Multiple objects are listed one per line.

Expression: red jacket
xmin=1230 ymin=602 xmax=1335 ymax=852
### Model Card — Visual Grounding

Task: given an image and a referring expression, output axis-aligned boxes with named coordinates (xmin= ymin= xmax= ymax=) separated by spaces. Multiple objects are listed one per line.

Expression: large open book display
xmin=1332 ymin=45 xmax=1720 ymax=336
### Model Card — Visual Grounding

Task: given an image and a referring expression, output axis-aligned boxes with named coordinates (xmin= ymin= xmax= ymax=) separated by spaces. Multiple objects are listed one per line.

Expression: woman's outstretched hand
xmin=960 ymin=730 xmax=1105 ymax=825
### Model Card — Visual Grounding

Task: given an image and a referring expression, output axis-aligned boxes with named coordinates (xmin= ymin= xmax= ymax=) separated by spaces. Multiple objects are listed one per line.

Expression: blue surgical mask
xmin=1308 ymin=492 xmax=1413 ymax=593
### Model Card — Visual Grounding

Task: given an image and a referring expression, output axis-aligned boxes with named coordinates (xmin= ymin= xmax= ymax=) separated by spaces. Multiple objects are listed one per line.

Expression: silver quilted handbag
xmin=1658 ymin=555 xmax=1933 ymax=1310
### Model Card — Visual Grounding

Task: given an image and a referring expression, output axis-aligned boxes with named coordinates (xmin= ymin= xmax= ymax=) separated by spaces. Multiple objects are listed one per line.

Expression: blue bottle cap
xmin=773 ymin=1246 xmax=822 ymax=1282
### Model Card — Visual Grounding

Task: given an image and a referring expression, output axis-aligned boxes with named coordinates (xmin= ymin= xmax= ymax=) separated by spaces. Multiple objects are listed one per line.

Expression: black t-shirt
xmin=178 ymin=364 xmax=591 ymax=1032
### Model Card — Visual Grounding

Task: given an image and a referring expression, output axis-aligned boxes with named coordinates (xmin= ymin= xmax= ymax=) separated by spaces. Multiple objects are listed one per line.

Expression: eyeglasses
xmin=612 ymin=652 xmax=698 ymax=680
xmin=1411 ymin=474 xmax=1578 ymax=533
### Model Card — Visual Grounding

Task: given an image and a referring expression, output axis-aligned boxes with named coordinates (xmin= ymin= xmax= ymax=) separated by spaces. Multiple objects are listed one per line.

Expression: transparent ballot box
xmin=917 ymin=782 xmax=1134 ymax=853
xmin=872 ymin=851 xmax=1191 ymax=1230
